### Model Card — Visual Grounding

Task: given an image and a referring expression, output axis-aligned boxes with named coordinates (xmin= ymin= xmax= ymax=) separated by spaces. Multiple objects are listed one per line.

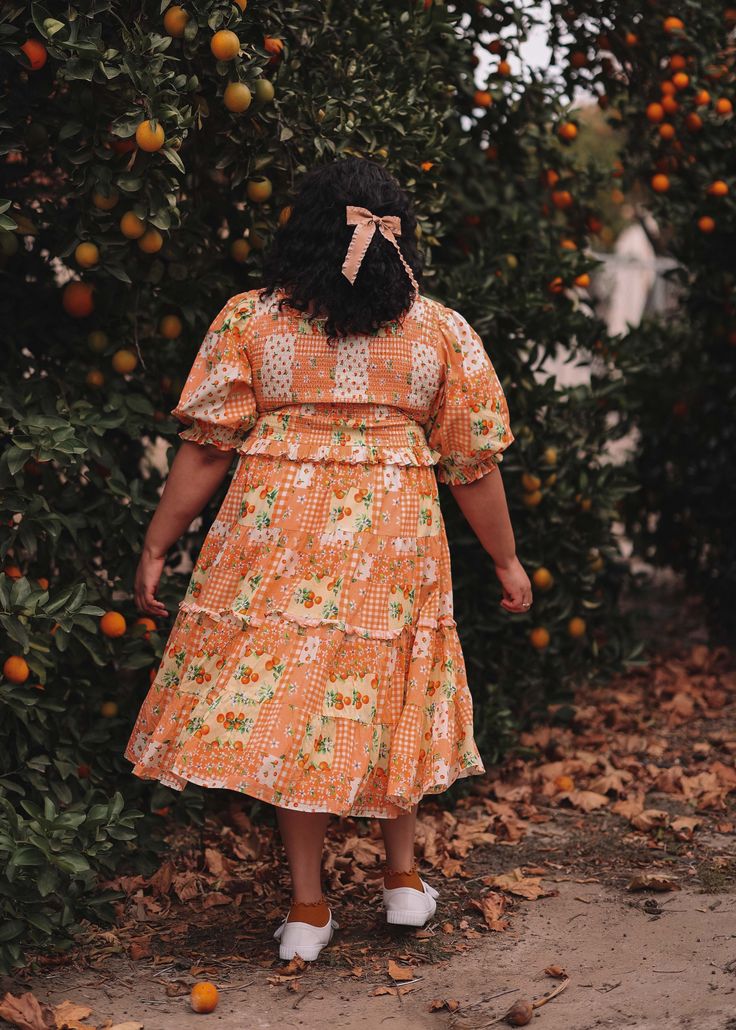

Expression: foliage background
xmin=0 ymin=0 xmax=732 ymax=972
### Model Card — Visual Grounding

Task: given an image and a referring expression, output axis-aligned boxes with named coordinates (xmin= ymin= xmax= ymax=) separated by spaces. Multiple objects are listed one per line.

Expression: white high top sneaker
xmin=273 ymin=909 xmax=339 ymax=961
xmin=383 ymin=878 xmax=439 ymax=927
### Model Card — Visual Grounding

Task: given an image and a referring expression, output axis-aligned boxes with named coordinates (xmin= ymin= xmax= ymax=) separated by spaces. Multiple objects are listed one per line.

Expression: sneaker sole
xmin=278 ymin=942 xmax=329 ymax=961
xmin=385 ymin=904 xmax=436 ymax=927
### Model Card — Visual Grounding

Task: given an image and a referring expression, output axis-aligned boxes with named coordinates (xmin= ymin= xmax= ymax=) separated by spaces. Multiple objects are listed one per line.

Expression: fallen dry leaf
xmin=109 ymin=1025 xmax=143 ymax=1030
xmin=53 ymin=1000 xmax=94 ymax=1030
xmin=281 ymin=955 xmax=307 ymax=976
xmin=630 ymin=808 xmax=670 ymax=831
xmin=429 ymin=998 xmax=461 ymax=1012
xmin=471 ymin=891 xmax=509 ymax=931
xmin=484 ymin=867 xmax=549 ymax=900
xmin=0 ymin=991 xmax=55 ymax=1030
xmin=627 ymin=873 xmax=681 ymax=892
xmin=544 ymin=965 xmax=567 ymax=978
xmin=387 ymin=959 xmax=414 ymax=981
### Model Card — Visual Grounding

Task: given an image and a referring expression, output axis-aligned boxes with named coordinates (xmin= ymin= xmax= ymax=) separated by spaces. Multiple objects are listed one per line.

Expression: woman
xmin=125 ymin=157 xmax=531 ymax=962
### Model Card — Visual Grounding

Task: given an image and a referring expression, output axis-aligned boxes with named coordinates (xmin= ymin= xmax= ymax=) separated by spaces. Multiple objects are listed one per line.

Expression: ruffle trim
xmin=178 ymin=420 xmax=251 ymax=452
xmin=236 ymin=434 xmax=442 ymax=468
xmin=177 ymin=599 xmax=458 ymax=639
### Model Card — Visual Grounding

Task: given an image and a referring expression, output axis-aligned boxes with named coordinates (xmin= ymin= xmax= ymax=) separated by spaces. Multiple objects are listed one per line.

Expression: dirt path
xmin=12 ymin=862 xmax=736 ymax=1030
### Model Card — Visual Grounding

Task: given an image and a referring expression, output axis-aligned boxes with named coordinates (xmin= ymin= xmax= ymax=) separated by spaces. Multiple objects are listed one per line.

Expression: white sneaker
xmin=273 ymin=910 xmax=339 ymax=961
xmin=383 ymin=878 xmax=439 ymax=927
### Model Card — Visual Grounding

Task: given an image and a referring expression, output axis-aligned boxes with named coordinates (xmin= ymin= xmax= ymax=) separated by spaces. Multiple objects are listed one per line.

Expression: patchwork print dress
xmin=124 ymin=288 xmax=514 ymax=817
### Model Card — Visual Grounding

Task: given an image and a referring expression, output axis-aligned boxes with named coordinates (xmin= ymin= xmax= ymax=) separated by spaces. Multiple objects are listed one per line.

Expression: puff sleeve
xmin=423 ymin=304 xmax=514 ymax=485
xmin=170 ymin=296 xmax=259 ymax=452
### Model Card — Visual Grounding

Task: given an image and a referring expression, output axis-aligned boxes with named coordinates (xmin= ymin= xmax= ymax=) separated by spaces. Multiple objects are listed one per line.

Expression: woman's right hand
xmin=134 ymin=547 xmax=169 ymax=618
xmin=494 ymin=556 xmax=533 ymax=614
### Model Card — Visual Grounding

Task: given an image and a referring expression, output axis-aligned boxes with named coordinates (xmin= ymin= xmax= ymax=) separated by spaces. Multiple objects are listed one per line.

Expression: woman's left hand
xmin=134 ymin=547 xmax=169 ymax=618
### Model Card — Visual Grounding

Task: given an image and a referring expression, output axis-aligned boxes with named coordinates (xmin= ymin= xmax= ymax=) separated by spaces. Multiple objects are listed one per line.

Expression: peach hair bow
xmin=341 ymin=205 xmax=419 ymax=297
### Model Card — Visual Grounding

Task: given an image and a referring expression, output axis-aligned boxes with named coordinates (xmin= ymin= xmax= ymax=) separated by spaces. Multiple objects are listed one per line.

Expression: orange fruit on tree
xmin=75 ymin=242 xmax=99 ymax=268
xmin=163 ymin=5 xmax=189 ymax=37
xmin=625 ymin=31 xmax=638 ymax=46
xmin=660 ymin=80 xmax=676 ymax=97
xmin=568 ymin=616 xmax=586 ymax=638
xmin=254 ymin=79 xmax=275 ymax=103
xmin=715 ymin=97 xmax=733 ymax=115
xmin=100 ymin=700 xmax=119 ymax=718
xmin=498 ymin=59 xmax=511 ymax=76
xmin=100 ymin=611 xmax=126 ymax=638
xmin=645 ymin=102 xmax=664 ymax=123
xmin=529 ymin=627 xmax=550 ymax=650
xmin=190 ymin=982 xmax=219 ymax=1014
xmin=62 ymin=281 xmax=94 ymax=317
xmin=663 ymin=16 xmax=684 ymax=33
xmin=473 ymin=90 xmax=492 ymax=108
xmin=558 ymin=121 xmax=578 ymax=141
xmin=88 ymin=330 xmax=108 ymax=352
xmin=543 ymin=446 xmax=557 ymax=465
xmin=247 ymin=177 xmax=273 ymax=203
xmin=234 ymin=0 xmax=247 ymax=9
xmin=263 ymin=36 xmax=284 ymax=56
xmin=135 ymin=617 xmax=157 ymax=638
xmin=211 ymin=29 xmax=240 ymax=60
xmin=4 ymin=565 xmax=22 ymax=579
xmin=521 ymin=473 xmax=541 ymax=492
xmin=685 ymin=112 xmax=702 ymax=131
xmin=532 ymin=567 xmax=554 ymax=591
xmin=135 ymin=119 xmax=165 ymax=152
xmin=651 ymin=173 xmax=670 ymax=193
xmin=138 ymin=228 xmax=164 ymax=253
xmin=112 ymin=348 xmax=137 ymax=374
xmin=92 ymin=189 xmax=119 ymax=211
xmin=37 ymin=577 xmax=49 ymax=590
xmin=669 ymin=54 xmax=687 ymax=71
xmin=4 ymin=655 xmax=30 ymax=684
xmin=695 ymin=89 xmax=711 ymax=106
xmin=278 ymin=205 xmax=292 ymax=226
xmin=560 ymin=238 xmax=577 ymax=250
xmin=547 ymin=276 xmax=564 ymax=295
xmin=120 ymin=211 xmax=146 ymax=239
xmin=551 ymin=189 xmax=573 ymax=209
xmin=661 ymin=94 xmax=678 ymax=115
xmin=544 ymin=169 xmax=560 ymax=187
xmin=697 ymin=215 xmax=715 ymax=233
xmin=522 ymin=489 xmax=543 ymax=508
xmin=658 ymin=122 xmax=675 ymax=140
xmin=20 ymin=39 xmax=47 ymax=71
xmin=230 ymin=238 xmax=251 ymax=263
xmin=574 ymin=272 xmax=591 ymax=288
xmin=85 ymin=369 xmax=104 ymax=388
xmin=224 ymin=82 xmax=252 ymax=112
xmin=707 ymin=180 xmax=729 ymax=197
xmin=672 ymin=72 xmax=689 ymax=90
xmin=160 ymin=314 xmax=183 ymax=339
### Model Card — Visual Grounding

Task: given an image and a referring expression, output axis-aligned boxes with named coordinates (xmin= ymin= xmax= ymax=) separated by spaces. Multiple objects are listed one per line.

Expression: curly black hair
xmin=260 ymin=157 xmax=423 ymax=341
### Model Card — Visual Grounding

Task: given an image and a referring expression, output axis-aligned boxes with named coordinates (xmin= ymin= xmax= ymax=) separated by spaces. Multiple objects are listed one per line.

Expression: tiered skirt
xmin=125 ymin=420 xmax=485 ymax=817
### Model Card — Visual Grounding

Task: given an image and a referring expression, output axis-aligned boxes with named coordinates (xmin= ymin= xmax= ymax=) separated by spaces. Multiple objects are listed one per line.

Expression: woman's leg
xmin=378 ymin=803 xmax=423 ymax=888
xmin=276 ymin=808 xmax=330 ymax=921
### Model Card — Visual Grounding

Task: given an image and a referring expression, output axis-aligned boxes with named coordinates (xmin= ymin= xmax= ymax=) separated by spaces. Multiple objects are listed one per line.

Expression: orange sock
xmin=383 ymin=865 xmax=423 ymax=891
xmin=287 ymin=898 xmax=330 ymax=926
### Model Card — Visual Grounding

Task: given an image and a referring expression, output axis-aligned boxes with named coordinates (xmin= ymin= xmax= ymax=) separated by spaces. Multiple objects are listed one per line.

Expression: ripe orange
xmin=529 ymin=627 xmax=550 ymax=650
xmin=190 ymin=982 xmax=219 ymax=1014
xmin=547 ymin=277 xmax=564 ymax=295
xmin=20 ymin=39 xmax=47 ymax=71
xmin=160 ymin=314 xmax=183 ymax=339
xmin=568 ymin=616 xmax=586 ymax=639
xmin=589 ymin=554 xmax=604 ymax=573
xmin=715 ymin=97 xmax=733 ymax=115
xmin=574 ymin=272 xmax=591 ymax=288
xmin=254 ymin=79 xmax=275 ymax=103
xmin=120 ymin=212 xmax=146 ymax=239
xmin=707 ymin=180 xmax=729 ymax=197
xmin=88 ymin=330 xmax=108 ymax=352
xmin=234 ymin=0 xmax=247 ymax=9
xmin=669 ymin=55 xmax=687 ymax=71
xmin=163 ymin=5 xmax=189 ymax=37
xmin=658 ymin=122 xmax=675 ymax=140
xmin=522 ymin=489 xmax=543 ymax=508
xmin=543 ymin=447 xmax=558 ymax=465
xmin=100 ymin=611 xmax=127 ymax=638
xmin=75 ymin=242 xmax=99 ymax=268
xmin=211 ymin=29 xmax=240 ymax=60
xmin=421 ymin=161 xmax=434 ymax=172
xmin=697 ymin=215 xmax=715 ymax=233
xmin=560 ymin=238 xmax=577 ymax=250
xmin=278 ymin=205 xmax=292 ymax=226
xmin=62 ymin=281 xmax=94 ymax=317
xmin=685 ymin=112 xmax=702 ymax=131
xmin=135 ymin=119 xmax=165 ymax=152
xmin=663 ymin=16 xmax=684 ymax=33
xmin=85 ymin=369 xmax=105 ymax=388
xmin=498 ymin=59 xmax=511 ymax=76
xmin=695 ymin=89 xmax=711 ymax=106
xmin=558 ymin=121 xmax=578 ymax=141
xmin=473 ymin=90 xmax=493 ymax=108
xmin=112 ymin=348 xmax=138 ymax=374
xmin=532 ymin=567 xmax=554 ymax=591
xmin=224 ymin=82 xmax=252 ymax=112
xmin=37 ymin=577 xmax=49 ymax=590
xmin=672 ymin=72 xmax=689 ymax=90
xmin=651 ymin=173 xmax=670 ymax=193
xmin=4 ymin=655 xmax=30 ymax=684
xmin=660 ymin=80 xmax=676 ymax=97
xmin=263 ymin=36 xmax=284 ymax=56
xmin=4 ymin=565 xmax=22 ymax=579
xmin=135 ymin=617 xmax=157 ymax=639
xmin=92 ymin=189 xmax=119 ymax=211
xmin=100 ymin=700 xmax=119 ymax=717
xmin=247 ymin=177 xmax=273 ymax=203
xmin=138 ymin=228 xmax=164 ymax=253
xmin=551 ymin=189 xmax=573 ymax=209
xmin=230 ymin=238 xmax=251 ymax=263
xmin=625 ymin=32 xmax=638 ymax=46
xmin=645 ymin=102 xmax=664 ymax=123
xmin=544 ymin=169 xmax=560 ymax=187
xmin=661 ymin=94 xmax=679 ymax=115
xmin=521 ymin=473 xmax=541 ymax=492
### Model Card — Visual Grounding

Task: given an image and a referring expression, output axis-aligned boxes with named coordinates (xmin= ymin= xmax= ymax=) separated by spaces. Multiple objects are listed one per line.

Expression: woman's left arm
xmin=134 ymin=441 xmax=234 ymax=617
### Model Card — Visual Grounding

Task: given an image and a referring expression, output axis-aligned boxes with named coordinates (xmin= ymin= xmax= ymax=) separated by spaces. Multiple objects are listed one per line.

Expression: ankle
xmin=287 ymin=896 xmax=330 ymax=926
xmin=383 ymin=863 xmax=422 ymax=891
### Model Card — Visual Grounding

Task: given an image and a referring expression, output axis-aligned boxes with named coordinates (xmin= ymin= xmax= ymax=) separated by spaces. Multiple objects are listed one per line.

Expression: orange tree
xmin=550 ymin=2 xmax=736 ymax=642
xmin=0 ymin=0 xmax=639 ymax=970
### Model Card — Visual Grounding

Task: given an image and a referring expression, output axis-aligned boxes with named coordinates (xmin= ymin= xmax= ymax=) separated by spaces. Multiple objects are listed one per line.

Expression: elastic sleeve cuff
xmin=176 ymin=420 xmax=244 ymax=452
xmin=436 ymin=454 xmax=503 ymax=486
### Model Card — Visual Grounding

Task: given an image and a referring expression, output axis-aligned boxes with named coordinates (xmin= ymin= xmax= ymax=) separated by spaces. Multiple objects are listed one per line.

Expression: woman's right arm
xmin=134 ymin=441 xmax=234 ymax=617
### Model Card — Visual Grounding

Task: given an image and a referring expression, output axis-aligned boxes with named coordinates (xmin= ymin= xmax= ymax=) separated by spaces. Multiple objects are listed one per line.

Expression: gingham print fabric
xmin=124 ymin=289 xmax=514 ymax=817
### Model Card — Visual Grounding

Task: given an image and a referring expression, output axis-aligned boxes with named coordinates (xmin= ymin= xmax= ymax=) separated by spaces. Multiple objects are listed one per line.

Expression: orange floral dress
xmin=124 ymin=288 xmax=514 ymax=817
